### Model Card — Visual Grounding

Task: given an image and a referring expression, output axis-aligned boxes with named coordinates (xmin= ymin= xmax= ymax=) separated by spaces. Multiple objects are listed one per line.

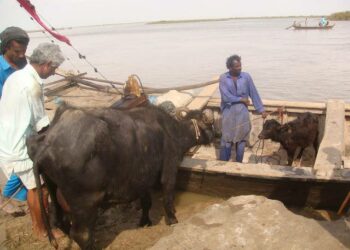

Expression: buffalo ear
xmin=201 ymin=109 xmax=214 ymax=125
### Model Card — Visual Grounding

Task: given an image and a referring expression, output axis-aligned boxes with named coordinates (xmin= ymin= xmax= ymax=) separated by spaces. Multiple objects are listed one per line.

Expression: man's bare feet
xmin=52 ymin=228 xmax=65 ymax=239
xmin=33 ymin=228 xmax=65 ymax=241
xmin=32 ymin=229 xmax=48 ymax=241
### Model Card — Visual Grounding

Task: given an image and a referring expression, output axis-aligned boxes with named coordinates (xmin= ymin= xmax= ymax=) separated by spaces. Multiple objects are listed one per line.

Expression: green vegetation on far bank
xmin=328 ymin=11 xmax=350 ymax=21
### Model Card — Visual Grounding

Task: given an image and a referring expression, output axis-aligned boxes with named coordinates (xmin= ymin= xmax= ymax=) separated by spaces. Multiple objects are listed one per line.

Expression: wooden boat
xmin=44 ymin=71 xmax=350 ymax=213
xmin=292 ymin=24 xmax=335 ymax=30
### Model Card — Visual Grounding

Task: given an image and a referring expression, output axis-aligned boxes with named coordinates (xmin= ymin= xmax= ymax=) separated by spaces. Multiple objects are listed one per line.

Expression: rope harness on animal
xmin=0 ymin=184 xmax=24 ymax=210
xmin=191 ymin=119 xmax=201 ymax=141
xmin=253 ymin=107 xmax=285 ymax=163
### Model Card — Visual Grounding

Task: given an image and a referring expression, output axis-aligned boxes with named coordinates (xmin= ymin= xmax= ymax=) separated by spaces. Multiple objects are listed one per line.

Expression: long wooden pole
xmin=337 ymin=191 xmax=350 ymax=215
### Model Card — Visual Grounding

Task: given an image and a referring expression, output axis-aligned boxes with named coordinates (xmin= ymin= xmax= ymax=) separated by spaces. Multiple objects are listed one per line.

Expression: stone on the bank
xmin=150 ymin=195 xmax=350 ymax=250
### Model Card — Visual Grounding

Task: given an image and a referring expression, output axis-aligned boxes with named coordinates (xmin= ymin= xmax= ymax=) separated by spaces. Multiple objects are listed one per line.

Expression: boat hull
xmin=292 ymin=24 xmax=335 ymax=30
xmin=177 ymin=159 xmax=350 ymax=210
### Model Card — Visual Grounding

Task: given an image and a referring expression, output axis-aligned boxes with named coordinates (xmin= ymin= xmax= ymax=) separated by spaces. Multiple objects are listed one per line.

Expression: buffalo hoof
xmin=139 ymin=218 xmax=152 ymax=227
xmin=166 ymin=217 xmax=178 ymax=225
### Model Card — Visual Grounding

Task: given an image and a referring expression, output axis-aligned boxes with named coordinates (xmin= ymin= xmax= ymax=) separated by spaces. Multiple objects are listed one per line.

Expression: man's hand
xmin=240 ymin=98 xmax=250 ymax=106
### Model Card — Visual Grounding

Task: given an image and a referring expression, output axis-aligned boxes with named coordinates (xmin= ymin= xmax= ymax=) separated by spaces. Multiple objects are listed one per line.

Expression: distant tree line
xmin=328 ymin=11 xmax=350 ymax=20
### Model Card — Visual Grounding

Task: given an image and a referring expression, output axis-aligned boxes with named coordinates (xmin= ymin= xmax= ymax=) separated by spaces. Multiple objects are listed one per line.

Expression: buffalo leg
xmin=42 ymin=175 xmax=70 ymax=234
xmin=139 ymin=191 xmax=152 ymax=227
xmin=41 ymin=175 xmax=60 ymax=229
xmin=295 ymin=146 xmax=305 ymax=160
xmin=56 ymin=188 xmax=71 ymax=234
xmin=313 ymin=134 xmax=319 ymax=156
xmin=161 ymin=178 xmax=178 ymax=225
xmin=287 ymin=151 xmax=294 ymax=166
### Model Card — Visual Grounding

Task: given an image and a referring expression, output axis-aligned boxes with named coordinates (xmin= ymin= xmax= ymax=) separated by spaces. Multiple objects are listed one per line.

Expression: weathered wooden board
xmin=186 ymin=83 xmax=218 ymax=110
xmin=177 ymin=157 xmax=350 ymax=209
xmin=314 ymin=100 xmax=345 ymax=174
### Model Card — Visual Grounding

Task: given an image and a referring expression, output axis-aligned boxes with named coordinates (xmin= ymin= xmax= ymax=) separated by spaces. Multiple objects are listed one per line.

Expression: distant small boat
xmin=292 ymin=24 xmax=335 ymax=30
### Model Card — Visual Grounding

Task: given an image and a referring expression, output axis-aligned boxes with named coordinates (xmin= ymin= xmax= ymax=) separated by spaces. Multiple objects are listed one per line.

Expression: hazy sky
xmin=1 ymin=0 xmax=349 ymax=30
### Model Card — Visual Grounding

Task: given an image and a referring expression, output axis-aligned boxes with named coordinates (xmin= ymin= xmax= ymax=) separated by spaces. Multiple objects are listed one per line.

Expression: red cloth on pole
xmin=17 ymin=0 xmax=72 ymax=46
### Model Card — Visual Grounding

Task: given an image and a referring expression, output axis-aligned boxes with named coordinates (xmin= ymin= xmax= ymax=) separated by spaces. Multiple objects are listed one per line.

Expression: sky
xmin=0 ymin=0 xmax=350 ymax=30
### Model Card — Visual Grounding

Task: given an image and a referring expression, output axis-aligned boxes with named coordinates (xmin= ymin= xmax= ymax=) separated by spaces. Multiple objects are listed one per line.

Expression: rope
xmin=142 ymin=79 xmax=218 ymax=94
xmin=32 ymin=26 xmax=82 ymax=74
xmin=259 ymin=139 xmax=265 ymax=163
xmin=249 ymin=108 xmax=287 ymax=164
xmin=55 ymin=74 xmax=219 ymax=95
xmin=230 ymin=108 xmax=283 ymax=131
xmin=22 ymin=1 xmax=114 ymax=89
xmin=191 ymin=119 xmax=201 ymax=140
xmin=252 ymin=139 xmax=262 ymax=163
xmin=130 ymin=74 xmax=145 ymax=94
xmin=0 ymin=184 xmax=24 ymax=210
xmin=252 ymin=138 xmax=284 ymax=164
xmin=238 ymin=109 xmax=286 ymax=164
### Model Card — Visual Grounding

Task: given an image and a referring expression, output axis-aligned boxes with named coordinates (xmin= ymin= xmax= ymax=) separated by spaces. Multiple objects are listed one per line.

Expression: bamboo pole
xmin=80 ymin=76 xmax=219 ymax=92
xmin=143 ymin=79 xmax=219 ymax=93
xmin=73 ymin=78 xmax=123 ymax=94
xmin=80 ymin=76 xmax=124 ymax=86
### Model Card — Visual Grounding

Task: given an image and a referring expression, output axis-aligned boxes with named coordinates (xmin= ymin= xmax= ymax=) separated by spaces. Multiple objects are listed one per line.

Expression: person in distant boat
xmin=0 ymin=43 xmax=65 ymax=239
xmin=219 ymin=55 xmax=266 ymax=163
xmin=0 ymin=26 xmax=30 ymax=216
xmin=319 ymin=16 xmax=329 ymax=27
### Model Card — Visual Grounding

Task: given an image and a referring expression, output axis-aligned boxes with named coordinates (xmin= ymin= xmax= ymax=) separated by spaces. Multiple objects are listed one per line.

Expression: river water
xmin=28 ymin=17 xmax=350 ymax=102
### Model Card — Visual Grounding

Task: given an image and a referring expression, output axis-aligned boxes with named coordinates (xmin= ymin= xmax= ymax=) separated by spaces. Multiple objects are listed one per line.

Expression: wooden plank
xmin=46 ymin=72 xmax=87 ymax=87
xmin=314 ymin=100 xmax=345 ymax=174
xmin=208 ymin=100 xmax=326 ymax=114
xmin=208 ymin=98 xmax=326 ymax=110
xmin=186 ymin=83 xmax=218 ymax=110
xmin=343 ymin=157 xmax=350 ymax=169
xmin=44 ymin=81 xmax=77 ymax=97
xmin=179 ymin=157 xmax=350 ymax=182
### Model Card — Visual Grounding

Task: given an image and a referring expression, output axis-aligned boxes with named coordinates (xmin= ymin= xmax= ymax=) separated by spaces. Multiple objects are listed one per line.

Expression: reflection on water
xmin=28 ymin=18 xmax=350 ymax=102
xmin=175 ymin=191 xmax=223 ymax=207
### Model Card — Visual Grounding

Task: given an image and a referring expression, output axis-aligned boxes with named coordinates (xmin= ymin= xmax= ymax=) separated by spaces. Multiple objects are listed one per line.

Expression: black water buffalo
xmin=258 ymin=112 xmax=319 ymax=166
xmin=27 ymin=103 xmax=215 ymax=249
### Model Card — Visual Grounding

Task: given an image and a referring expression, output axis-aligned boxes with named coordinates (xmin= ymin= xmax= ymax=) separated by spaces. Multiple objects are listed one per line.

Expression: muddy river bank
xmin=0 ymin=191 xmax=343 ymax=249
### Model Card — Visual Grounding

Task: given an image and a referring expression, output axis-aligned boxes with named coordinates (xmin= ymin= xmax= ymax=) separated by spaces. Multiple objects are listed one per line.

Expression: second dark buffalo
xmin=258 ymin=112 xmax=319 ymax=166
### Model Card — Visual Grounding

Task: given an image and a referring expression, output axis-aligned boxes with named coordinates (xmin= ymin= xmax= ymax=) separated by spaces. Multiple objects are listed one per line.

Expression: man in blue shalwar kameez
xmin=219 ymin=54 xmax=266 ymax=162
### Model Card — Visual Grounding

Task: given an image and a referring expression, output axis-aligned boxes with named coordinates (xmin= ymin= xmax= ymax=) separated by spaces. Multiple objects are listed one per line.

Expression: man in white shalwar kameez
xmin=0 ymin=43 xmax=64 ymax=239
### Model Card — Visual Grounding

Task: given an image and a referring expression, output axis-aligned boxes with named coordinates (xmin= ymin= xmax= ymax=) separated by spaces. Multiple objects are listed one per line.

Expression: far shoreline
xmin=25 ymin=15 xmax=335 ymax=32
xmin=147 ymin=15 xmax=323 ymax=25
